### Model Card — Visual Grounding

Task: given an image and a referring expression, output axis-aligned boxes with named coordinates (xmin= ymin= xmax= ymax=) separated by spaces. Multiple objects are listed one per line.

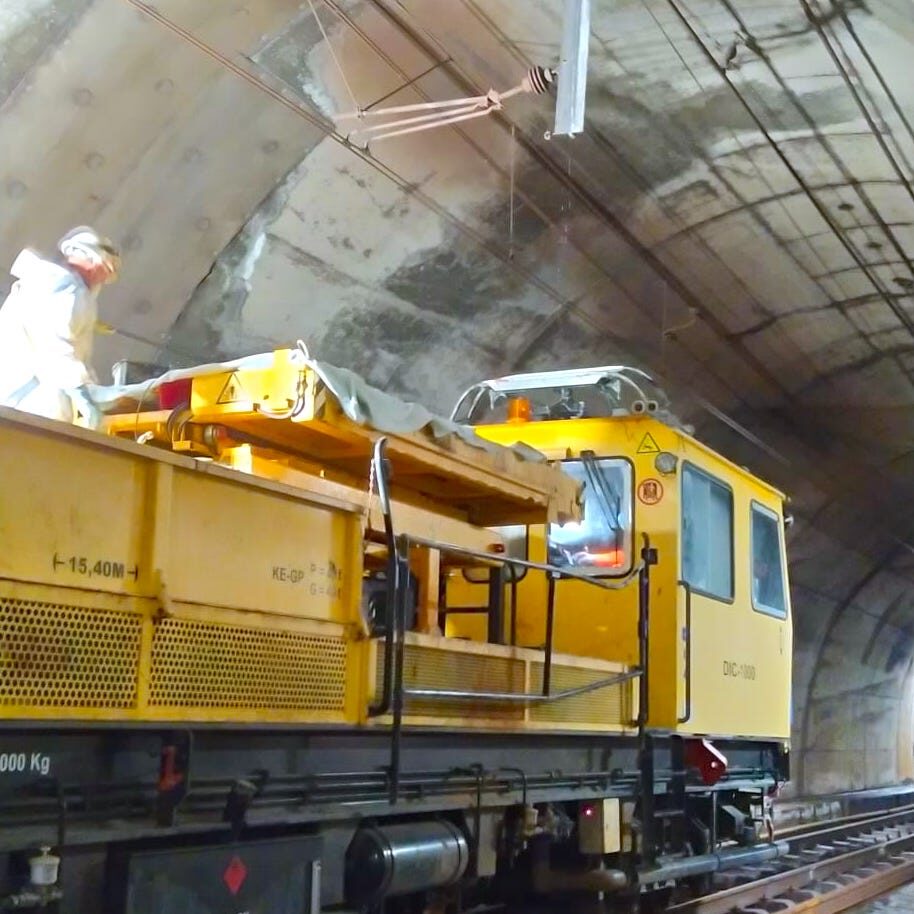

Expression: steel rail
xmin=775 ymin=801 xmax=914 ymax=841
xmin=668 ymin=805 xmax=914 ymax=914
xmin=783 ymin=804 xmax=914 ymax=846
xmin=668 ymin=840 xmax=914 ymax=913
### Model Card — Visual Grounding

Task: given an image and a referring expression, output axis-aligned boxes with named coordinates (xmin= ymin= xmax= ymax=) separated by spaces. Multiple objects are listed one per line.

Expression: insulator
xmin=524 ymin=66 xmax=556 ymax=95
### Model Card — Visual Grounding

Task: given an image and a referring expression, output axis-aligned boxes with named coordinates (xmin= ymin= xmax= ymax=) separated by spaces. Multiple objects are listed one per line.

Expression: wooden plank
xmin=410 ymin=546 xmax=442 ymax=635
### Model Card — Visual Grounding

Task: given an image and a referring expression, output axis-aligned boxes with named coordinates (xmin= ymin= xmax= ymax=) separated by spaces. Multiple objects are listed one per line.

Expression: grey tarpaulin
xmin=89 ymin=349 xmax=546 ymax=464
xmin=308 ymin=359 xmax=545 ymax=463
xmin=87 ymin=352 xmax=274 ymax=410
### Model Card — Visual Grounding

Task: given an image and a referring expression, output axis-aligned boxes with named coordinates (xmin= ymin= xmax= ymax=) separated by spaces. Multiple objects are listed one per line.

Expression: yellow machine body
xmin=0 ymin=352 xmax=789 ymax=746
xmin=0 ymin=413 xmax=362 ymax=724
xmin=448 ymin=412 xmax=792 ymax=742
xmin=0 ymin=352 xmax=640 ymax=733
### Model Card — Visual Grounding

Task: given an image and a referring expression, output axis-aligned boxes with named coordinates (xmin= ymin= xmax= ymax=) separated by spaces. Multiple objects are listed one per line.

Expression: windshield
xmin=547 ymin=457 xmax=633 ymax=575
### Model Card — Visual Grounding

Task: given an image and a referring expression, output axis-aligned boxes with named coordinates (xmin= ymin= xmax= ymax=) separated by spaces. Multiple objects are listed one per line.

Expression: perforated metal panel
xmin=149 ymin=618 xmax=347 ymax=711
xmin=529 ymin=664 xmax=630 ymax=725
xmin=0 ymin=597 xmax=142 ymax=708
xmin=381 ymin=644 xmax=526 ymax=722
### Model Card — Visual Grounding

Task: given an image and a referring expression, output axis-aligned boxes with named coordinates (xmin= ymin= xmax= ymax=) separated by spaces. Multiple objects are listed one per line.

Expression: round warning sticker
xmin=637 ymin=478 xmax=664 ymax=505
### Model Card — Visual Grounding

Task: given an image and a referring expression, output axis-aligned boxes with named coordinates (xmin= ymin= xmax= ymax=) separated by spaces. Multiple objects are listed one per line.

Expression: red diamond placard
xmin=222 ymin=856 xmax=247 ymax=896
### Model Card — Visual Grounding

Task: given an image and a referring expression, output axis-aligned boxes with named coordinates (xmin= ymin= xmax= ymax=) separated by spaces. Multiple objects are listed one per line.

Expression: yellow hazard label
xmin=636 ymin=432 xmax=660 ymax=454
xmin=216 ymin=372 xmax=249 ymax=405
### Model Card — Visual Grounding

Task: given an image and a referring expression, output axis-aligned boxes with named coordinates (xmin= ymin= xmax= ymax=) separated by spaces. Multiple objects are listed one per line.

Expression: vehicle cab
xmin=449 ymin=366 xmax=792 ymax=741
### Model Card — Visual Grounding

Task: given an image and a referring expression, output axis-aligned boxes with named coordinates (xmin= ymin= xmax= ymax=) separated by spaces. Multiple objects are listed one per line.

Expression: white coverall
xmin=0 ymin=248 xmax=98 ymax=423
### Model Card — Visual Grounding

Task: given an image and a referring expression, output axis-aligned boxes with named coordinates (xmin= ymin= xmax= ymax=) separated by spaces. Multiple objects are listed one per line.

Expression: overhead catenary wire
xmin=372 ymin=0 xmax=791 ymax=365
xmin=117 ymin=0 xmax=620 ymax=368
xmin=684 ymin=0 xmax=899 ymax=284
xmin=123 ymin=0 xmax=805 ymax=464
xmin=833 ymin=3 xmax=914 ymax=156
xmin=665 ymin=0 xmax=914 ymax=345
xmin=186 ymin=0 xmax=842 ymax=482
xmin=117 ymin=0 xmax=839 ymax=411
xmin=305 ymin=0 xmax=361 ymax=115
xmin=711 ymin=0 xmax=914 ymax=284
xmin=642 ymin=0 xmax=836 ymax=281
xmin=656 ymin=0 xmax=914 ymax=399
xmin=682 ymin=0 xmax=912 ymax=308
xmin=801 ymin=0 xmax=914 ymax=211
xmin=619 ymin=0 xmax=898 ymax=387
xmin=115 ymin=0 xmax=652 ymax=371
xmin=508 ymin=123 xmax=516 ymax=259
xmin=456 ymin=0 xmax=845 ymax=402
xmin=645 ymin=0 xmax=898 ymax=386
xmin=709 ymin=0 xmax=914 ymax=386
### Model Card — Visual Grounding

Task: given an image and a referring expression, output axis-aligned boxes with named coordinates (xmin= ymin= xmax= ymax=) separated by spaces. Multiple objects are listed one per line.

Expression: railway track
xmin=666 ymin=804 xmax=914 ymax=913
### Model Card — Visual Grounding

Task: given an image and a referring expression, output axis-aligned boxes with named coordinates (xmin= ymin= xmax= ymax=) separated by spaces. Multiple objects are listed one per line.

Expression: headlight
xmin=655 ymin=451 xmax=678 ymax=475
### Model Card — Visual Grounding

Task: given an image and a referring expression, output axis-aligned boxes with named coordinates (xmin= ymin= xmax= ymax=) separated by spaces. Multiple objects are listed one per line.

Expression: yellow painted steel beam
xmin=101 ymin=350 xmax=583 ymax=527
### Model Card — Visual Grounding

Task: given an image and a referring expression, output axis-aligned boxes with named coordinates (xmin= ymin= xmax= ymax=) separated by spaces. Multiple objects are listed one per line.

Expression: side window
xmin=751 ymin=503 xmax=787 ymax=618
xmin=681 ymin=464 xmax=733 ymax=600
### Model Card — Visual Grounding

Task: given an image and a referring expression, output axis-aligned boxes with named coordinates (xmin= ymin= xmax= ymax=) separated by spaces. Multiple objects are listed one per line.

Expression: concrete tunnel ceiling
xmin=3 ymin=0 xmax=914 ymax=794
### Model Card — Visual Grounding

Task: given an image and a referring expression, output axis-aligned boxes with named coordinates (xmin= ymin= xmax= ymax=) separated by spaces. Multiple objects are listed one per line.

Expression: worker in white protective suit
xmin=0 ymin=226 xmax=121 ymax=427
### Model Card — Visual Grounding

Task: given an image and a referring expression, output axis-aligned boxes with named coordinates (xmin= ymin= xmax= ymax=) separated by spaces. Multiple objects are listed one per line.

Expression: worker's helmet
xmin=58 ymin=226 xmax=121 ymax=283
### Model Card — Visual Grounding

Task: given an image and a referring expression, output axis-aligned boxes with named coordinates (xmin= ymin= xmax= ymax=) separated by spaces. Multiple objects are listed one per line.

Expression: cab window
xmin=547 ymin=458 xmax=633 ymax=575
xmin=751 ymin=503 xmax=787 ymax=618
xmin=681 ymin=463 xmax=733 ymax=600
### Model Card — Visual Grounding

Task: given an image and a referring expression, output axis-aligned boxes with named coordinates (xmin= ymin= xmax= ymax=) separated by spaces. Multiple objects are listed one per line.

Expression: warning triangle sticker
xmin=636 ymin=431 xmax=660 ymax=454
xmin=216 ymin=372 xmax=249 ymax=405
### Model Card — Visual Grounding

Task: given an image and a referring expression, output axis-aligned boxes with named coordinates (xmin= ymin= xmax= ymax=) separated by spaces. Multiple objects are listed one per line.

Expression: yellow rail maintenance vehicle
xmin=450 ymin=368 xmax=792 ymax=867
xmin=0 ymin=350 xmax=790 ymax=914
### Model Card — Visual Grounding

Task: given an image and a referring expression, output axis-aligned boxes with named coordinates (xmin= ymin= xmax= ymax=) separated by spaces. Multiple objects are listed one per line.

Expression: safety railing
xmin=677 ymin=579 xmax=692 ymax=724
xmin=365 ymin=438 xmax=656 ymax=802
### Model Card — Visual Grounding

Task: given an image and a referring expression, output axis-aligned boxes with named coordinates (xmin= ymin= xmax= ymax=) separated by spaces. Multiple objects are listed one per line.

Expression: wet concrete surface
xmin=849 ymin=882 xmax=914 ymax=912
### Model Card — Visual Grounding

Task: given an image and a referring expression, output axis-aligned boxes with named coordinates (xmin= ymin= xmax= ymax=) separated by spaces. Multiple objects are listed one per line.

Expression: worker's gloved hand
xmin=69 ymin=386 xmax=102 ymax=430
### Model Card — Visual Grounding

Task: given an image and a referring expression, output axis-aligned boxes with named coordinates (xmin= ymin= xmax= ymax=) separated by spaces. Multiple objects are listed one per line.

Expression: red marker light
xmin=582 ymin=804 xmax=595 ymax=818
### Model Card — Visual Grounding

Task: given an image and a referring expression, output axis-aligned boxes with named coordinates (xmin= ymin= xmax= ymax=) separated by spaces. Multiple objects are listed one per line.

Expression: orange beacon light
xmin=506 ymin=395 xmax=532 ymax=423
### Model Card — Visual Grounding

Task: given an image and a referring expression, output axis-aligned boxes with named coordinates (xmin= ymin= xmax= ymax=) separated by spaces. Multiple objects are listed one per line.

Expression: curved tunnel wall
xmin=790 ymin=537 xmax=914 ymax=793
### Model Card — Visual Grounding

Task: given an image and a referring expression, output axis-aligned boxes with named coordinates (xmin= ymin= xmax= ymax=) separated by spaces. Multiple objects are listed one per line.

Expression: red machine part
xmin=157 ymin=377 xmax=193 ymax=409
xmin=684 ymin=738 xmax=728 ymax=786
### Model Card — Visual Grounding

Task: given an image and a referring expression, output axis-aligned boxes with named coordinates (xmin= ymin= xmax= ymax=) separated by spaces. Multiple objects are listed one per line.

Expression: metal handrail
xmin=365 ymin=441 xmax=654 ymax=803
xmin=403 ymin=533 xmax=644 ymax=591
xmin=404 ymin=669 xmax=642 ymax=704
xmin=367 ymin=437 xmax=398 ymax=719
xmin=396 ymin=532 xmax=645 ymax=707
xmin=677 ymin=580 xmax=693 ymax=724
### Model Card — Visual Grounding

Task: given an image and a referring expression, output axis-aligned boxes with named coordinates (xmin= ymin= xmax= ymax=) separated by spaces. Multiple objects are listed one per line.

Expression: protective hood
xmin=10 ymin=248 xmax=85 ymax=295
